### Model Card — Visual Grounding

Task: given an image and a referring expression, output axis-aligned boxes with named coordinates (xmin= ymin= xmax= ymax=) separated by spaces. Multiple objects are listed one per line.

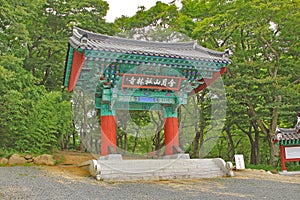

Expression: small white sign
xmin=235 ymin=154 xmax=245 ymax=170
xmin=285 ymin=147 xmax=300 ymax=159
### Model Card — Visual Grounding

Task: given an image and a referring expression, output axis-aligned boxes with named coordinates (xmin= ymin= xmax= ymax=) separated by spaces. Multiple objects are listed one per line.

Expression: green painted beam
xmin=278 ymin=140 xmax=300 ymax=146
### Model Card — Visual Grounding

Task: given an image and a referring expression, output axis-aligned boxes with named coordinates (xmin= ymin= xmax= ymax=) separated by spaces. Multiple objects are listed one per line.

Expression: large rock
xmin=34 ymin=154 xmax=55 ymax=166
xmin=8 ymin=154 xmax=27 ymax=165
xmin=0 ymin=157 xmax=8 ymax=165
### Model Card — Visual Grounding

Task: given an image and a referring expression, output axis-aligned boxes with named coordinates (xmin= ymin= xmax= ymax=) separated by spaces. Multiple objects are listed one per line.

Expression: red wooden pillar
xmin=164 ymin=117 xmax=179 ymax=155
xmin=68 ymin=50 xmax=85 ymax=92
xmin=100 ymin=105 xmax=116 ymax=156
xmin=280 ymin=145 xmax=287 ymax=171
xmin=164 ymin=107 xmax=179 ymax=155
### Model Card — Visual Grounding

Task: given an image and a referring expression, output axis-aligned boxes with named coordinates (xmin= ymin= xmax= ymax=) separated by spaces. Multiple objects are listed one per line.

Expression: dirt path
xmin=43 ymin=150 xmax=300 ymax=184
xmin=42 ymin=150 xmax=95 ymax=179
xmin=2 ymin=151 xmax=299 ymax=200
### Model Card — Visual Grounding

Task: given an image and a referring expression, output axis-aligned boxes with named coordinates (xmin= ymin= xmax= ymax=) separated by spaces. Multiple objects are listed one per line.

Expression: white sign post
xmin=234 ymin=154 xmax=245 ymax=170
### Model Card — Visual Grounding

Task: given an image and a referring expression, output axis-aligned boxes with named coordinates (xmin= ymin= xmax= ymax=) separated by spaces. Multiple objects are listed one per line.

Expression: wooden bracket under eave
xmin=192 ymin=67 xmax=227 ymax=94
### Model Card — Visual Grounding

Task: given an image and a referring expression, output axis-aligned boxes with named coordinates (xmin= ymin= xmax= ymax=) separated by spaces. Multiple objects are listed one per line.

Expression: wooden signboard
xmin=234 ymin=154 xmax=245 ymax=170
xmin=122 ymin=74 xmax=184 ymax=91
xmin=279 ymin=145 xmax=300 ymax=171
xmin=285 ymin=146 xmax=300 ymax=159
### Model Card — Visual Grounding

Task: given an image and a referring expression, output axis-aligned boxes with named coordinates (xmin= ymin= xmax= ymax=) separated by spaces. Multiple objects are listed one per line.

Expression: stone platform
xmin=279 ymin=171 xmax=300 ymax=176
xmin=79 ymin=155 xmax=234 ymax=181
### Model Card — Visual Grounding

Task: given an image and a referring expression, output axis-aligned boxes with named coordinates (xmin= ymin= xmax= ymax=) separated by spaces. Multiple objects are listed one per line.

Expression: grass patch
xmin=22 ymin=163 xmax=34 ymax=166
xmin=285 ymin=162 xmax=300 ymax=171
xmin=0 ymin=150 xmax=14 ymax=159
xmin=247 ymin=162 xmax=300 ymax=172
xmin=246 ymin=164 xmax=280 ymax=172
xmin=54 ymin=154 xmax=65 ymax=165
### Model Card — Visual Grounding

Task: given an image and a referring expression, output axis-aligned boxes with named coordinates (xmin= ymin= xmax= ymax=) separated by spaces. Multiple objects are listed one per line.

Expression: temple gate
xmin=64 ymin=27 xmax=231 ymax=157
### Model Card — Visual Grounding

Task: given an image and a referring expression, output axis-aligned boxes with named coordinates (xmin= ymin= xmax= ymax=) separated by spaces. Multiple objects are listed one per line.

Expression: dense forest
xmin=1 ymin=0 xmax=299 ymax=169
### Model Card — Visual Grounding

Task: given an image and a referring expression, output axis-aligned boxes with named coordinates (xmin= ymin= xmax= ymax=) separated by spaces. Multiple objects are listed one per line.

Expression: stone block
xmin=8 ymin=154 xmax=27 ymax=165
xmin=0 ymin=157 xmax=8 ymax=165
xmin=34 ymin=154 xmax=55 ymax=166
xmin=87 ymin=157 xmax=229 ymax=181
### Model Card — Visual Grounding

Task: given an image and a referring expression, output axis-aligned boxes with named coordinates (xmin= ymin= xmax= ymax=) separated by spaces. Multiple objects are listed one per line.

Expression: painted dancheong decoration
xmin=64 ymin=27 xmax=234 ymax=180
xmin=274 ymin=117 xmax=300 ymax=171
xmin=63 ymin=27 xmax=231 ymax=157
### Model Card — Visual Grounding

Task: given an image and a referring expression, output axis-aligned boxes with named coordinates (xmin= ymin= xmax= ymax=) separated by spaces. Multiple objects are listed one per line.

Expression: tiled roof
xmin=275 ymin=128 xmax=300 ymax=145
xmin=69 ymin=27 xmax=231 ymax=64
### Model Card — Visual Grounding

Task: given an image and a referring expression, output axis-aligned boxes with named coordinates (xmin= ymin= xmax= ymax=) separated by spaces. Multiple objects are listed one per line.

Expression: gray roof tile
xmin=69 ymin=27 xmax=232 ymax=64
xmin=275 ymin=128 xmax=300 ymax=141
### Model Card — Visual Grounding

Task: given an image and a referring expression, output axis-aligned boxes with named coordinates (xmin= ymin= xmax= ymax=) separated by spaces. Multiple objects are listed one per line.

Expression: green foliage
xmin=115 ymin=1 xmax=178 ymax=30
xmin=54 ymin=154 xmax=65 ymax=165
xmin=130 ymin=111 xmax=151 ymax=127
xmin=0 ymin=147 xmax=18 ymax=159
xmin=246 ymin=164 xmax=279 ymax=172
xmin=19 ymin=91 xmax=73 ymax=153
xmin=0 ymin=0 xmax=117 ymax=154
xmin=173 ymin=0 xmax=300 ymax=166
xmin=0 ymin=63 xmax=73 ymax=154
xmin=0 ymin=0 xmax=299 ymax=172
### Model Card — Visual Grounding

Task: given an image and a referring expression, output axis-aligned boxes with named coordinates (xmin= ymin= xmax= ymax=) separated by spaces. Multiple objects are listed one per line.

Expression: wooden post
xmin=164 ymin=107 xmax=179 ymax=155
xmin=279 ymin=145 xmax=287 ymax=171
xmin=68 ymin=50 xmax=85 ymax=92
xmin=100 ymin=104 xmax=116 ymax=156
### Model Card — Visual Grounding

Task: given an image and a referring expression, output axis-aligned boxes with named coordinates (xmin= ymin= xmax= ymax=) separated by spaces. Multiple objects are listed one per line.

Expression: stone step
xmin=99 ymin=162 xmax=219 ymax=172
xmin=101 ymin=171 xmax=224 ymax=180
xmin=100 ymin=169 xmax=224 ymax=176
xmin=81 ymin=157 xmax=233 ymax=181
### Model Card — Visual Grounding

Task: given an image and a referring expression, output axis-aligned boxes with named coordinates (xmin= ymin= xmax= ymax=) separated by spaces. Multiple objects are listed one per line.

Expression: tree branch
xmin=244 ymin=96 xmax=269 ymax=136
xmin=260 ymin=35 xmax=280 ymax=78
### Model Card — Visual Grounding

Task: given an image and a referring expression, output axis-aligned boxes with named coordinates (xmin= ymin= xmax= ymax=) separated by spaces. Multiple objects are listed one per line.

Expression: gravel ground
xmin=0 ymin=166 xmax=300 ymax=200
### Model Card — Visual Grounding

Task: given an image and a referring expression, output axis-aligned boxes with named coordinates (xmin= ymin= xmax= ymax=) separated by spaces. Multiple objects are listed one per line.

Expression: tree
xmin=22 ymin=0 xmax=118 ymax=91
xmin=115 ymin=1 xmax=186 ymax=42
xmin=176 ymin=0 xmax=300 ymax=165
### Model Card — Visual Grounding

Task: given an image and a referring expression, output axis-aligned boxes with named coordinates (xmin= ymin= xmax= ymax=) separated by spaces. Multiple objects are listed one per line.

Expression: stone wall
xmin=0 ymin=154 xmax=56 ymax=166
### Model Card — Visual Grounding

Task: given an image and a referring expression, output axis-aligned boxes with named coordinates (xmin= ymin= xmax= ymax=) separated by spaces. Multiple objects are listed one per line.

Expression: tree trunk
xmin=95 ymin=139 xmax=99 ymax=154
xmin=225 ymin=125 xmax=235 ymax=161
xmin=190 ymin=92 xmax=206 ymax=158
xmin=269 ymin=136 xmax=279 ymax=166
xmin=269 ymin=106 xmax=279 ymax=166
xmin=252 ymin=121 xmax=261 ymax=164
xmin=245 ymin=125 xmax=257 ymax=164
xmin=72 ymin=121 xmax=76 ymax=148
xmin=239 ymin=122 xmax=260 ymax=165
xmin=245 ymin=96 xmax=279 ymax=166
xmin=79 ymin=91 xmax=88 ymax=151
xmin=178 ymin=109 xmax=184 ymax=150
xmin=192 ymin=131 xmax=201 ymax=158
xmin=154 ymin=130 xmax=162 ymax=151
xmin=150 ymin=111 xmax=164 ymax=152
xmin=132 ymin=128 xmax=139 ymax=153
xmin=124 ymin=133 xmax=128 ymax=151
xmin=199 ymin=131 xmax=205 ymax=158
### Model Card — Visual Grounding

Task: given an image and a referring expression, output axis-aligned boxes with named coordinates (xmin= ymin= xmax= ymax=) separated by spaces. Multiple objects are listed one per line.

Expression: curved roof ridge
xmin=71 ymin=27 xmax=231 ymax=63
xmin=75 ymin=27 xmax=197 ymax=49
xmin=194 ymin=44 xmax=225 ymax=57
